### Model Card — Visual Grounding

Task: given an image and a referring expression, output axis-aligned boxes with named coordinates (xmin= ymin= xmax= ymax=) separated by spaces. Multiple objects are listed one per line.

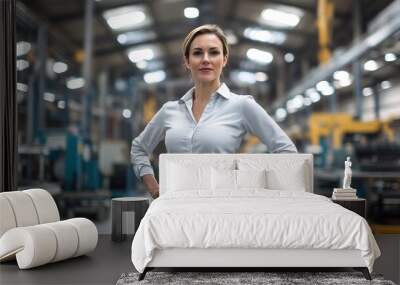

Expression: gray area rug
xmin=116 ymin=271 xmax=396 ymax=285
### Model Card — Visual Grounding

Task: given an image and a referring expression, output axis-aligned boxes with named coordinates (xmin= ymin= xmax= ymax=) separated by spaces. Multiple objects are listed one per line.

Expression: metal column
xmin=62 ymin=85 xmax=69 ymax=126
xmin=27 ymin=25 xmax=48 ymax=146
xmin=26 ymin=24 xmax=48 ymax=181
xmin=352 ymin=0 xmax=363 ymax=120
xmin=329 ymin=77 xmax=337 ymax=113
xmin=0 ymin=0 xmax=17 ymax=192
xmin=98 ymin=70 xmax=108 ymax=141
xmin=373 ymin=85 xmax=380 ymax=120
xmin=36 ymin=25 xmax=48 ymax=141
xmin=276 ymin=52 xmax=286 ymax=100
xmin=78 ymin=0 xmax=94 ymax=191
xmin=81 ymin=0 xmax=94 ymax=141
xmin=131 ymin=79 xmax=143 ymax=137
xmin=27 ymin=75 xmax=35 ymax=144
xmin=300 ymin=56 xmax=310 ymax=77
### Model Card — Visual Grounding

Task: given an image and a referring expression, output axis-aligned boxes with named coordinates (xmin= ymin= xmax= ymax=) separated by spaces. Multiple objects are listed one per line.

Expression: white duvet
xmin=131 ymin=190 xmax=380 ymax=273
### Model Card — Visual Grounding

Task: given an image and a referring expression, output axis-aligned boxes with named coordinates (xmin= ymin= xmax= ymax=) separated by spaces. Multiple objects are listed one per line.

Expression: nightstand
xmin=111 ymin=197 xmax=150 ymax=242
xmin=331 ymin=198 xmax=366 ymax=218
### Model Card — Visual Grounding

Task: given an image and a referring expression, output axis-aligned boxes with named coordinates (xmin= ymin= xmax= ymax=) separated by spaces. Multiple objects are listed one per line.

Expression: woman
xmin=131 ymin=24 xmax=297 ymax=198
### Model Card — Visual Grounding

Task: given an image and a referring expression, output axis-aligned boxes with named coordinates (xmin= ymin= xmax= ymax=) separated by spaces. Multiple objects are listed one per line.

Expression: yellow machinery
xmin=240 ymin=113 xmax=395 ymax=153
xmin=241 ymin=135 xmax=261 ymax=153
xmin=310 ymin=113 xmax=399 ymax=231
xmin=143 ymin=95 xmax=157 ymax=124
xmin=317 ymin=0 xmax=334 ymax=64
xmin=308 ymin=113 xmax=395 ymax=149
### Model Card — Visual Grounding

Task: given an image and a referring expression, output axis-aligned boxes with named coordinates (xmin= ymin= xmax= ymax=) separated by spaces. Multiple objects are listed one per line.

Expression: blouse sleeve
xmin=130 ymin=103 xmax=167 ymax=179
xmin=241 ymin=96 xmax=297 ymax=153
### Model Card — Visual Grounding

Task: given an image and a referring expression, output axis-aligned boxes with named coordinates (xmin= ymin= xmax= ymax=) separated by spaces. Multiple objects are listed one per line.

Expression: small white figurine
xmin=342 ymin=156 xmax=352 ymax=189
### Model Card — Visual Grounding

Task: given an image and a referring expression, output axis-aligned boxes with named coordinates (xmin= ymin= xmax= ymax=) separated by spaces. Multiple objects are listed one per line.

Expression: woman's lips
xmin=199 ymin=68 xmax=213 ymax=72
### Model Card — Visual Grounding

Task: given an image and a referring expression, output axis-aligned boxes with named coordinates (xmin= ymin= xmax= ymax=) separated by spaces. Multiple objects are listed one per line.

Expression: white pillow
xmin=237 ymin=159 xmax=307 ymax=191
xmin=167 ymin=162 xmax=211 ymax=191
xmin=236 ymin=169 xmax=267 ymax=189
xmin=266 ymin=162 xmax=306 ymax=191
xmin=211 ymin=168 xmax=236 ymax=190
xmin=211 ymin=169 xmax=268 ymax=191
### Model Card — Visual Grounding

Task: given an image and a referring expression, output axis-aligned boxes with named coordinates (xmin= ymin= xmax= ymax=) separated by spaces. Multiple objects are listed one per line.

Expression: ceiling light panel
xmin=225 ymin=30 xmax=238 ymax=45
xmin=53 ymin=61 xmax=68 ymax=74
xmin=237 ymin=71 xmax=257 ymax=84
xmin=184 ymin=7 xmax=199 ymax=19
xmin=16 ymin=59 xmax=30 ymax=71
xmin=284 ymin=95 xmax=305 ymax=114
xmin=333 ymin=70 xmax=352 ymax=88
xmin=243 ymin=27 xmax=286 ymax=44
xmin=284 ymin=53 xmax=295 ymax=63
xmin=136 ymin=59 xmax=165 ymax=71
xmin=260 ymin=6 xmax=303 ymax=28
xmin=362 ymin=87 xmax=373 ymax=97
xmin=255 ymin=72 xmax=268 ymax=82
xmin=117 ymin=30 xmax=157 ymax=45
xmin=17 ymin=82 xmax=28 ymax=92
xmin=246 ymin=48 xmax=274 ymax=64
xmin=136 ymin=61 xmax=148 ymax=69
xmin=363 ymin=60 xmax=380 ymax=71
xmin=122 ymin=109 xmax=132 ymax=119
xmin=67 ymin=77 xmax=85 ymax=90
xmin=380 ymin=80 xmax=391 ymax=90
xmin=16 ymin=41 xmax=31 ymax=57
xmin=231 ymin=71 xmax=258 ymax=84
xmin=144 ymin=70 xmax=166 ymax=84
xmin=230 ymin=70 xmax=268 ymax=85
xmin=127 ymin=45 xmax=162 ymax=63
xmin=316 ymin=80 xmax=334 ymax=96
xmin=384 ymin=53 xmax=397 ymax=62
xmin=305 ymin=88 xmax=321 ymax=103
xmin=145 ymin=60 xmax=165 ymax=71
xmin=129 ymin=48 xmax=154 ymax=62
xmin=44 ymin=92 xmax=55 ymax=102
xmin=103 ymin=5 xmax=151 ymax=31
xmin=275 ymin=108 xmax=287 ymax=121
xmin=57 ymin=100 xmax=66 ymax=109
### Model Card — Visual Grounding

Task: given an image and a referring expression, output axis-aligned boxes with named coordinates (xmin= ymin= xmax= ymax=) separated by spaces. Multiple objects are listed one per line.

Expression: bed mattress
xmin=131 ymin=190 xmax=380 ymax=273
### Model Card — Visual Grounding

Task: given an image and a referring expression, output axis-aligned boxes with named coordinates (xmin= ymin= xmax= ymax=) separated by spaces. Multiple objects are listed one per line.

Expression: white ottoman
xmin=0 ymin=189 xmax=98 ymax=269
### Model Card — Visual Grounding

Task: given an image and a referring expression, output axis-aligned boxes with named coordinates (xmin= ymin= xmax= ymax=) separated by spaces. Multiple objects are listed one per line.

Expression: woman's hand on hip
xmin=142 ymin=174 xmax=160 ymax=199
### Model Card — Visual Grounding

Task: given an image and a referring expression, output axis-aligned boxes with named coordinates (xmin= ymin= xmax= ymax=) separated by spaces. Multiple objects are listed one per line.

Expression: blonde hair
xmin=182 ymin=24 xmax=229 ymax=60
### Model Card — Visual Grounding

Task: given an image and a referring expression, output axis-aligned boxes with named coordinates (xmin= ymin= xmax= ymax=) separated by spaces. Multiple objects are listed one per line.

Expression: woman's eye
xmin=192 ymin=51 xmax=202 ymax=56
xmin=210 ymin=50 xmax=220 ymax=55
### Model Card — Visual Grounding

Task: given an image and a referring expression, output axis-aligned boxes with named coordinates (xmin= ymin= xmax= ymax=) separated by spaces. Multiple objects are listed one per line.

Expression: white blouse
xmin=131 ymin=83 xmax=297 ymax=179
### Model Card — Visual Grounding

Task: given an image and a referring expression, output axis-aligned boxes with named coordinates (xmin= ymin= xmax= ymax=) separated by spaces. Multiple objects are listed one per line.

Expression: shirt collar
xmin=179 ymin=83 xmax=231 ymax=103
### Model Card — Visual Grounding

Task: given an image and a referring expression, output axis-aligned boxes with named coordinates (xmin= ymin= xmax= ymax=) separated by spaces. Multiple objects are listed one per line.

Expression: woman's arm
xmin=131 ymin=104 xmax=167 ymax=197
xmin=142 ymin=174 xmax=160 ymax=198
xmin=241 ymin=96 xmax=297 ymax=153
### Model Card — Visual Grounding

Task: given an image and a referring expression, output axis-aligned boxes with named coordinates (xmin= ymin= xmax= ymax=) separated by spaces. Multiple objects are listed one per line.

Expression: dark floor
xmin=1 ymin=234 xmax=399 ymax=285
xmin=0 ymin=235 xmax=133 ymax=285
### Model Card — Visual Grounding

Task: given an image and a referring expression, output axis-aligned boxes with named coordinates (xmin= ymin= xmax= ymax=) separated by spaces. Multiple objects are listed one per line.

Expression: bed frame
xmin=138 ymin=154 xmax=371 ymax=280
xmin=140 ymin=248 xmax=370 ymax=280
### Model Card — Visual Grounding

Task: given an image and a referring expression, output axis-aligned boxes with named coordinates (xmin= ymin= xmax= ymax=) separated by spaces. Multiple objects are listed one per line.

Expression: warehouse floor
xmin=1 ymin=232 xmax=399 ymax=285
xmin=0 ymin=235 xmax=133 ymax=285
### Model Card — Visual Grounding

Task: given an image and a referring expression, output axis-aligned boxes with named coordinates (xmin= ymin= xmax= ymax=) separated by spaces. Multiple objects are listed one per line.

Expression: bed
xmin=131 ymin=154 xmax=380 ymax=280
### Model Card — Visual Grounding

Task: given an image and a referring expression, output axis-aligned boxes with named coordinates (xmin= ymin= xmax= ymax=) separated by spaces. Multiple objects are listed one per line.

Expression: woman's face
xmin=185 ymin=33 xmax=227 ymax=85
